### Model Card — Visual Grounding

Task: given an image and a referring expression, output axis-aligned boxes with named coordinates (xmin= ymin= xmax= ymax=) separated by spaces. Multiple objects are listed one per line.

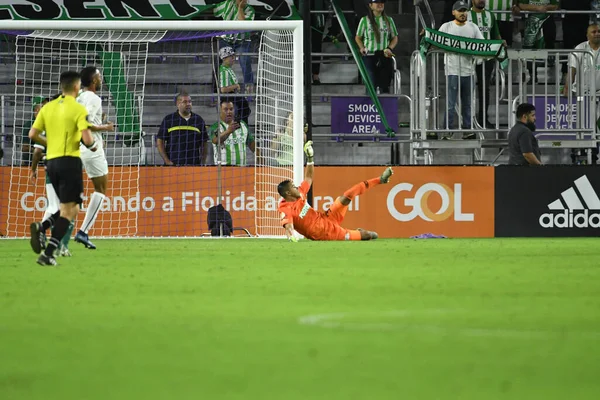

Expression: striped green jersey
xmin=210 ymin=120 xmax=254 ymax=166
xmin=518 ymin=0 xmax=558 ymax=19
xmin=356 ymin=15 xmax=398 ymax=52
xmin=467 ymin=9 xmax=501 ymax=40
xmin=487 ymin=0 xmax=513 ymax=22
xmin=214 ymin=0 xmax=255 ymax=42
xmin=219 ymin=64 xmax=238 ymax=89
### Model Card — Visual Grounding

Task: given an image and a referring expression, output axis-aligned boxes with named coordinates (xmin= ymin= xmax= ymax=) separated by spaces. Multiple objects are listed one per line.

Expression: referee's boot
xmin=29 ymin=222 xmax=46 ymax=254
xmin=37 ymin=253 xmax=58 ymax=266
xmin=74 ymin=230 xmax=97 ymax=250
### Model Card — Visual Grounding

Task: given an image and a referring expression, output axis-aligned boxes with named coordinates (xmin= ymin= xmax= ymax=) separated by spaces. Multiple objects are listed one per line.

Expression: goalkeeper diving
xmin=277 ymin=141 xmax=393 ymax=241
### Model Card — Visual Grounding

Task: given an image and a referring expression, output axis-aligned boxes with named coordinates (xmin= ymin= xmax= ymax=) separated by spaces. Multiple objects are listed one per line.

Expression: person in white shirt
xmin=562 ymin=24 xmax=600 ymax=165
xmin=74 ymin=66 xmax=115 ymax=250
xmin=438 ymin=1 xmax=484 ymax=139
xmin=563 ymin=24 xmax=600 ymax=96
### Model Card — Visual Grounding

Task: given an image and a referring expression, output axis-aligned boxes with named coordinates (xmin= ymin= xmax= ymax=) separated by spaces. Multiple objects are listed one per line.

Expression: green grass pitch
xmin=1 ymin=238 xmax=600 ymax=400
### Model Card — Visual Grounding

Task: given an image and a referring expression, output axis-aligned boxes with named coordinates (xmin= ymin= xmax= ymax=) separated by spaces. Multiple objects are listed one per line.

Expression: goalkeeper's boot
xmin=380 ymin=167 xmax=393 ymax=184
xmin=37 ymin=253 xmax=58 ymax=266
xmin=74 ymin=230 xmax=96 ymax=250
xmin=29 ymin=222 xmax=46 ymax=254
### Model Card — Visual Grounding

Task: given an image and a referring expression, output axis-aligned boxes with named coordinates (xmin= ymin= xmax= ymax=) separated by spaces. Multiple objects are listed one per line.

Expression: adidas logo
xmin=539 ymin=175 xmax=600 ymax=228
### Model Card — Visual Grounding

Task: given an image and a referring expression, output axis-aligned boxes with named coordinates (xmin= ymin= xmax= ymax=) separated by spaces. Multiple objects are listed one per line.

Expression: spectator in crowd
xmin=468 ymin=0 xmax=504 ymax=128
xmin=438 ymin=1 xmax=484 ymax=140
xmin=214 ymin=0 xmax=255 ymax=93
xmin=218 ymin=46 xmax=251 ymax=124
xmin=295 ymin=0 xmax=326 ymax=84
xmin=326 ymin=0 xmax=369 ymax=44
xmin=562 ymin=23 xmax=600 ymax=95
xmin=562 ymin=22 xmax=600 ymax=165
xmin=355 ymin=0 xmax=398 ymax=94
xmin=518 ymin=0 xmax=558 ymax=50
xmin=561 ymin=1 xmax=591 ymax=79
xmin=271 ymin=111 xmax=308 ymax=166
xmin=487 ymin=0 xmax=519 ymax=47
xmin=156 ymin=92 xmax=209 ymax=166
xmin=210 ymin=99 xmax=257 ymax=166
xmin=508 ymin=103 xmax=542 ymax=165
xmin=21 ymin=96 xmax=48 ymax=166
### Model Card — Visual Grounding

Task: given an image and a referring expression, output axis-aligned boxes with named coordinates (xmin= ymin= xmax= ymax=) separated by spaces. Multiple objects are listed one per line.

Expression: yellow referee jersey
xmin=32 ymin=95 xmax=89 ymax=160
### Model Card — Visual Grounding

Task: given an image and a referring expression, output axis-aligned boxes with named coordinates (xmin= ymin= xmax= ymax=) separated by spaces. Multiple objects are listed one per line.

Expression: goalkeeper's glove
xmin=288 ymin=236 xmax=299 ymax=243
xmin=303 ymin=140 xmax=314 ymax=164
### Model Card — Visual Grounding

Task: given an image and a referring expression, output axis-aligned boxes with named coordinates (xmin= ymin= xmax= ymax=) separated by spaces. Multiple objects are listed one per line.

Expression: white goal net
xmin=0 ymin=20 xmax=303 ymax=239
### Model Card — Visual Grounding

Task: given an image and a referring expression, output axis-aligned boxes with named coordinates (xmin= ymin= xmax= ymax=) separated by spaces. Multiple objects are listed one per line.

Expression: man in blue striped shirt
xmin=156 ymin=92 xmax=209 ymax=166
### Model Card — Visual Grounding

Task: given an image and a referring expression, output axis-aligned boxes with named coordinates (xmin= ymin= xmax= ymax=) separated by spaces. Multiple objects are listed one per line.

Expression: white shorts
xmin=80 ymin=144 xmax=109 ymax=178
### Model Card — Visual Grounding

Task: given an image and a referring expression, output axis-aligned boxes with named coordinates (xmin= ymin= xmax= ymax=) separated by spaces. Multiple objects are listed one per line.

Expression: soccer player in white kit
xmin=74 ymin=66 xmax=114 ymax=250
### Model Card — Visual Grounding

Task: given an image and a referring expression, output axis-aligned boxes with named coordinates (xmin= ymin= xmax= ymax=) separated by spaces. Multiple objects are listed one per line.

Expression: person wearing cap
xmin=21 ymin=96 xmax=49 ymax=166
xmin=214 ymin=0 xmax=255 ymax=93
xmin=438 ymin=1 xmax=484 ymax=140
xmin=218 ymin=46 xmax=251 ymax=124
xmin=355 ymin=0 xmax=398 ymax=94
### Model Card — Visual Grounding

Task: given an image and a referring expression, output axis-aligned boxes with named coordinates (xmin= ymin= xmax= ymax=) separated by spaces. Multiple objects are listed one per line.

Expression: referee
xmin=28 ymin=71 xmax=97 ymax=266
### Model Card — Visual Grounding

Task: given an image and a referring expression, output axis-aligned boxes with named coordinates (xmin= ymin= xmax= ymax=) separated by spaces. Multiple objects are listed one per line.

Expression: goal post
xmin=0 ymin=20 xmax=303 ymax=239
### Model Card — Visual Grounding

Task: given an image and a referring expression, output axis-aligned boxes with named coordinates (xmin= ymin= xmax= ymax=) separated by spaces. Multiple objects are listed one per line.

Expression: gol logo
xmin=386 ymin=183 xmax=474 ymax=222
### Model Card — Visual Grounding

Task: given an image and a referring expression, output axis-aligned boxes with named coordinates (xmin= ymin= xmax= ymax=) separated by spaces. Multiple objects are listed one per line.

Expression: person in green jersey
xmin=214 ymin=0 xmax=255 ymax=92
xmin=30 ymin=94 xmax=75 ymax=257
xmin=28 ymin=71 xmax=96 ymax=266
xmin=355 ymin=0 xmax=398 ymax=93
xmin=468 ymin=0 xmax=503 ymax=127
xmin=218 ymin=46 xmax=251 ymax=124
xmin=210 ymin=99 xmax=257 ymax=166
xmin=518 ymin=0 xmax=558 ymax=50
xmin=487 ymin=0 xmax=519 ymax=46
xmin=21 ymin=96 xmax=48 ymax=166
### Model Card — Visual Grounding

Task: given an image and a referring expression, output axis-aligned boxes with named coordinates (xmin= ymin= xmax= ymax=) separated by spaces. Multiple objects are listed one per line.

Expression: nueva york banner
xmin=0 ymin=0 xmax=299 ymax=20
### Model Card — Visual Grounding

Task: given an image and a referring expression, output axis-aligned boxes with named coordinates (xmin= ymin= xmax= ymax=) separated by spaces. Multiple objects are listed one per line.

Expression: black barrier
xmin=495 ymin=166 xmax=600 ymax=237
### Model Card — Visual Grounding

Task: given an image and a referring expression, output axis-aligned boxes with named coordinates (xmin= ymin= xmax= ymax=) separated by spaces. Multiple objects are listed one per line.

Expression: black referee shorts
xmin=46 ymin=156 xmax=84 ymax=205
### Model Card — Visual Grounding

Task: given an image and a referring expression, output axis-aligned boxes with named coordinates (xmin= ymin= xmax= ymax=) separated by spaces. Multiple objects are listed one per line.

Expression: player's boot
xmin=37 ymin=253 xmax=58 ymax=266
xmin=29 ymin=222 xmax=46 ymax=254
xmin=59 ymin=245 xmax=72 ymax=257
xmin=380 ymin=167 xmax=393 ymax=184
xmin=74 ymin=230 xmax=96 ymax=250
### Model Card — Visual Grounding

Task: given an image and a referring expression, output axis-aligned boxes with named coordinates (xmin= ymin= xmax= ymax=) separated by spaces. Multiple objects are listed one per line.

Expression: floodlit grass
xmin=1 ymin=238 xmax=600 ymax=400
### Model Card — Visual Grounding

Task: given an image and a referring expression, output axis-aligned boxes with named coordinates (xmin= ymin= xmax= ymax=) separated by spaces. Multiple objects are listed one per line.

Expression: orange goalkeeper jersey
xmin=278 ymin=180 xmax=346 ymax=241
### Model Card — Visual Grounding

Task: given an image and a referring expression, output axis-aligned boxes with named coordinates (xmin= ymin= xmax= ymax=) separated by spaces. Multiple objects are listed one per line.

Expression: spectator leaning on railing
xmin=437 ymin=1 xmax=484 ymax=140
xmin=355 ymin=0 xmax=398 ymax=94
xmin=562 ymin=22 xmax=600 ymax=165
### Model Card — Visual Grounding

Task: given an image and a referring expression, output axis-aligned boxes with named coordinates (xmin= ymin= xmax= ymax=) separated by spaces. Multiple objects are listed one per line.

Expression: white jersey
xmin=438 ymin=21 xmax=484 ymax=77
xmin=77 ymin=89 xmax=109 ymax=178
xmin=569 ymin=41 xmax=600 ymax=94
xmin=77 ymin=90 xmax=104 ymax=145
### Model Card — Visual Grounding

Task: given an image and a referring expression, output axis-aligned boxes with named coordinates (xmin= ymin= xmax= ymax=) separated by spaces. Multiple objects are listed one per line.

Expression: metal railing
xmin=410 ymin=48 xmax=599 ymax=164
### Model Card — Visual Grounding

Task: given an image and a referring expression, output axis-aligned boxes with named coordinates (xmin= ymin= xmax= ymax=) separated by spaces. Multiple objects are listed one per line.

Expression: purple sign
xmin=528 ymin=95 xmax=594 ymax=139
xmin=331 ymin=97 xmax=398 ymax=134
